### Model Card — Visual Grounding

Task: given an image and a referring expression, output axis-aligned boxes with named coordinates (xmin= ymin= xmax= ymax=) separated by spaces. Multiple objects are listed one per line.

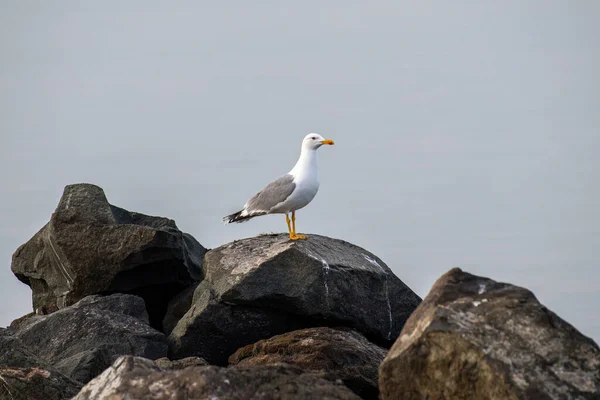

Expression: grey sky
xmin=1 ymin=2 xmax=599 ymax=341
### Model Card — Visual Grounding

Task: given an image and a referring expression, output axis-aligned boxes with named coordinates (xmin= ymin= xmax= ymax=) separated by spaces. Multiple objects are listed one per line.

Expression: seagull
xmin=223 ymin=133 xmax=335 ymax=240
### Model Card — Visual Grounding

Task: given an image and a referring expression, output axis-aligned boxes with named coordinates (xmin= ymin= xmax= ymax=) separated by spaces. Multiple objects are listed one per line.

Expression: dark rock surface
xmin=168 ymin=234 xmax=420 ymax=364
xmin=229 ymin=327 xmax=387 ymax=400
xmin=379 ymin=268 xmax=600 ymax=400
xmin=73 ymin=355 xmax=360 ymax=400
xmin=11 ymin=183 xmax=206 ymax=329
xmin=168 ymin=281 xmax=311 ymax=365
xmin=162 ymin=282 xmax=198 ymax=336
xmin=0 ymin=329 xmax=82 ymax=400
xmin=9 ymin=293 xmax=167 ymax=384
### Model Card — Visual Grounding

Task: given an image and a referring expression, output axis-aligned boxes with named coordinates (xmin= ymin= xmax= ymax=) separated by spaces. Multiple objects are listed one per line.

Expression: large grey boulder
xmin=0 ymin=329 xmax=82 ymax=400
xmin=9 ymin=294 xmax=167 ymax=384
xmin=11 ymin=183 xmax=206 ymax=329
xmin=73 ymin=355 xmax=360 ymax=400
xmin=167 ymin=234 xmax=421 ymax=364
xmin=379 ymin=268 xmax=600 ymax=400
xmin=229 ymin=327 xmax=387 ymax=400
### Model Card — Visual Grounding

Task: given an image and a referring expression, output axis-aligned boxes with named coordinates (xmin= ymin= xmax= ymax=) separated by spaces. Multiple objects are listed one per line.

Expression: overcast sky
xmin=1 ymin=2 xmax=599 ymax=341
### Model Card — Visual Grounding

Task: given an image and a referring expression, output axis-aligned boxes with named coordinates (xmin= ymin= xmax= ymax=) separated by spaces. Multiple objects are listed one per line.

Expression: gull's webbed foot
xmin=289 ymin=233 xmax=308 ymax=241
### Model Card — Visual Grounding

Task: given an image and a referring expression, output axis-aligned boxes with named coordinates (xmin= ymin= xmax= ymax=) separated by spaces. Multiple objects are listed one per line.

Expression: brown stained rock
xmin=9 ymin=312 xmax=35 ymax=330
xmin=0 ymin=329 xmax=82 ymax=400
xmin=11 ymin=183 xmax=206 ymax=329
xmin=379 ymin=268 xmax=600 ymax=400
xmin=73 ymin=355 xmax=360 ymax=400
xmin=229 ymin=327 xmax=387 ymax=400
xmin=0 ymin=366 xmax=81 ymax=400
xmin=154 ymin=356 xmax=208 ymax=369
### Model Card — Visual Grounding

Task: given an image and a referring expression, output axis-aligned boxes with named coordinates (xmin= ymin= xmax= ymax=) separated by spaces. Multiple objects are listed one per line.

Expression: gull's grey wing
xmin=246 ymin=174 xmax=296 ymax=213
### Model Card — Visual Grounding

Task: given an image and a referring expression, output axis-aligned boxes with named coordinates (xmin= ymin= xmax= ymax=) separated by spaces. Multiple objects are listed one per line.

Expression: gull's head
xmin=302 ymin=133 xmax=335 ymax=150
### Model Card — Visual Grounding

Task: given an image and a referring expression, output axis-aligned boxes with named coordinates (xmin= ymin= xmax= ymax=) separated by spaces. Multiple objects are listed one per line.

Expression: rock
xmin=229 ymin=327 xmax=387 ymax=400
xmin=0 ymin=366 xmax=81 ymax=400
xmin=162 ymin=282 xmax=198 ymax=336
xmin=167 ymin=234 xmax=420 ymax=364
xmin=168 ymin=281 xmax=310 ymax=365
xmin=73 ymin=355 xmax=360 ymax=400
xmin=379 ymin=268 xmax=600 ymax=400
xmin=0 ymin=329 xmax=82 ymax=400
xmin=11 ymin=183 xmax=206 ymax=329
xmin=155 ymin=356 xmax=208 ymax=369
xmin=9 ymin=311 xmax=35 ymax=329
xmin=9 ymin=293 xmax=168 ymax=384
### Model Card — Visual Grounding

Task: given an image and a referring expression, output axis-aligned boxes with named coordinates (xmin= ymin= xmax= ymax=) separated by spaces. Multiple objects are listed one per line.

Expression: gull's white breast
xmin=271 ymin=166 xmax=320 ymax=213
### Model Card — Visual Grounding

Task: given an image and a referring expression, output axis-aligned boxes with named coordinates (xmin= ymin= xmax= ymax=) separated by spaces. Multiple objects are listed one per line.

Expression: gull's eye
xmin=311 ymin=136 xmax=317 ymax=140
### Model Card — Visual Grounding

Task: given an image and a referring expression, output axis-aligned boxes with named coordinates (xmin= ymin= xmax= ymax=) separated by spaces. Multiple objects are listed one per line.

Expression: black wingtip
xmin=223 ymin=210 xmax=254 ymax=224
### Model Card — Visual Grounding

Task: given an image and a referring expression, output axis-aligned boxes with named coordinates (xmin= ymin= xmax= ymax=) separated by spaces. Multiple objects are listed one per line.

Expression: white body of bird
xmin=270 ymin=138 xmax=321 ymax=214
xmin=223 ymin=133 xmax=334 ymax=240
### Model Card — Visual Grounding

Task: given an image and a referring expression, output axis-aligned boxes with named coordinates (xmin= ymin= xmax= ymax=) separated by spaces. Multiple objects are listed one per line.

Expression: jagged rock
xmin=167 ymin=234 xmax=420 ymax=364
xmin=9 ymin=294 xmax=167 ymax=384
xmin=379 ymin=268 xmax=600 ymax=400
xmin=155 ymin=356 xmax=208 ymax=370
xmin=0 ymin=329 xmax=82 ymax=400
xmin=229 ymin=327 xmax=387 ymax=400
xmin=11 ymin=183 xmax=206 ymax=329
xmin=73 ymin=355 xmax=360 ymax=400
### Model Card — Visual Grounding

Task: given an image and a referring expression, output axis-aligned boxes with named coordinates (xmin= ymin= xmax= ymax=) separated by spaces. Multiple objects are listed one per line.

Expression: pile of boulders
xmin=2 ymin=184 xmax=597 ymax=400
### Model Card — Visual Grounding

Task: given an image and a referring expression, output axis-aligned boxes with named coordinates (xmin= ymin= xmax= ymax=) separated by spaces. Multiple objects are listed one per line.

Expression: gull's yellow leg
xmin=290 ymin=211 xmax=307 ymax=240
xmin=285 ymin=214 xmax=292 ymax=238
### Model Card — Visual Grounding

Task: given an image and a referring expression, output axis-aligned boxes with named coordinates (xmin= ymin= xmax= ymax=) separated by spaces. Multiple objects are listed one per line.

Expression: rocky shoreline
xmin=2 ymin=184 xmax=598 ymax=399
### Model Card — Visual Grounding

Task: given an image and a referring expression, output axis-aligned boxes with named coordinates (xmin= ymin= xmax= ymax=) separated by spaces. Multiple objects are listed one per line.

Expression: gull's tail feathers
xmin=222 ymin=209 xmax=266 ymax=224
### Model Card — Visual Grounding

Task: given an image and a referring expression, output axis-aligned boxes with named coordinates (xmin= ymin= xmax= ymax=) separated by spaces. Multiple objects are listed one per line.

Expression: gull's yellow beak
xmin=321 ymin=139 xmax=335 ymax=145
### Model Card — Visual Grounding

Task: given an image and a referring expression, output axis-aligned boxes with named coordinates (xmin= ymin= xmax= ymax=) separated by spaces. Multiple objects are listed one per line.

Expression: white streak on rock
xmin=478 ymin=283 xmax=486 ymax=295
xmin=45 ymin=227 xmax=74 ymax=289
xmin=64 ymin=193 xmax=72 ymax=210
xmin=321 ymin=258 xmax=330 ymax=300
xmin=307 ymin=252 xmax=330 ymax=304
xmin=363 ymin=254 xmax=393 ymax=340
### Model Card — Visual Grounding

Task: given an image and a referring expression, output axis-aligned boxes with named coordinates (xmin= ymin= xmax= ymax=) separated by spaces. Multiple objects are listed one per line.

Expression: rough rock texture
xmin=379 ymin=268 xmax=600 ymax=400
xmin=73 ymin=355 xmax=360 ymax=400
xmin=229 ymin=327 xmax=387 ymax=400
xmin=0 ymin=329 xmax=82 ymax=400
xmin=155 ymin=356 xmax=208 ymax=370
xmin=9 ymin=294 xmax=167 ymax=384
xmin=168 ymin=281 xmax=313 ymax=365
xmin=168 ymin=234 xmax=420 ymax=364
xmin=11 ymin=183 xmax=206 ymax=329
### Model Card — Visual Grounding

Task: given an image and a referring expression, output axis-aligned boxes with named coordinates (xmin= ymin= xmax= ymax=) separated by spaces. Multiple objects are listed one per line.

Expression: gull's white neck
xmin=290 ymin=146 xmax=318 ymax=179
